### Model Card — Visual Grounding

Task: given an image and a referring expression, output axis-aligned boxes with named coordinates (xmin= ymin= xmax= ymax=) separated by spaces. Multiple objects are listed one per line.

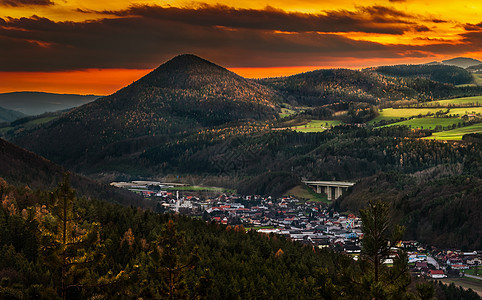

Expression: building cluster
xmin=113 ymin=181 xmax=481 ymax=281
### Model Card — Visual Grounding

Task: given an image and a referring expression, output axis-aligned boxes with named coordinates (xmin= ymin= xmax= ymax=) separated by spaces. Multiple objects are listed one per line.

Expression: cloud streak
xmin=0 ymin=0 xmax=53 ymax=7
xmin=0 ymin=4 xmax=476 ymax=72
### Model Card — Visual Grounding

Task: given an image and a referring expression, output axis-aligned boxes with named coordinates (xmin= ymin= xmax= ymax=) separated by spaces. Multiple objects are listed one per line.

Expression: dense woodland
xmin=369 ymin=65 xmax=474 ymax=85
xmin=1 ymin=177 xmax=480 ymax=299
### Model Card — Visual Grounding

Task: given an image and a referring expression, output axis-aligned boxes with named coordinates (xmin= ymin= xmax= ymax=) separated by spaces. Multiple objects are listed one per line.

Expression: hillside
xmin=333 ymin=168 xmax=482 ymax=250
xmin=442 ymin=57 xmax=482 ymax=68
xmin=0 ymin=138 xmax=146 ymax=207
xmin=0 ymin=106 xmax=25 ymax=123
xmin=259 ymin=68 xmax=482 ymax=107
xmin=370 ymin=64 xmax=473 ymax=85
xmin=12 ymin=54 xmax=282 ymax=170
xmin=0 ymin=92 xmax=99 ymax=115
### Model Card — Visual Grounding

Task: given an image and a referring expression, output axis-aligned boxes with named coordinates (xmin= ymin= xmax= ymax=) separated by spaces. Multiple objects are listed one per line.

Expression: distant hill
xmin=12 ymin=54 xmax=282 ymax=171
xmin=0 ymin=92 xmax=100 ymax=115
xmin=333 ymin=170 xmax=482 ymax=250
xmin=259 ymin=68 xmax=481 ymax=107
xmin=442 ymin=57 xmax=482 ymax=68
xmin=0 ymin=106 xmax=25 ymax=123
xmin=370 ymin=64 xmax=473 ymax=85
xmin=0 ymin=137 xmax=147 ymax=207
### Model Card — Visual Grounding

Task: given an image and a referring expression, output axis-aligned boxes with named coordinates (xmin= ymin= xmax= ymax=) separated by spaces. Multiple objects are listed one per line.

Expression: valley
xmin=0 ymin=55 xmax=481 ymax=299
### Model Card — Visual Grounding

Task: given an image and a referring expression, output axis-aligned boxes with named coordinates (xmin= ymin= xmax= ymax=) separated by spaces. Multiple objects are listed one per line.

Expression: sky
xmin=1 ymin=0 xmax=482 ymax=95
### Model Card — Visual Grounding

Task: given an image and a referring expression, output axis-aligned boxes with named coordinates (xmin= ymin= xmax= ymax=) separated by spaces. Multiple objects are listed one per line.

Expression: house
xmin=415 ymin=262 xmax=428 ymax=271
xmin=429 ymin=270 xmax=446 ymax=279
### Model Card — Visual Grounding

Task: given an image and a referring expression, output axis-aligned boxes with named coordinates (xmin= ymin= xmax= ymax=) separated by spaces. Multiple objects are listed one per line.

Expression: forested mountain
xmin=0 ymin=138 xmax=146 ymax=207
xmin=259 ymin=68 xmax=482 ymax=107
xmin=0 ymin=92 xmax=99 ymax=115
xmin=370 ymin=64 xmax=474 ymax=85
xmin=12 ymin=54 xmax=282 ymax=169
xmin=0 ymin=106 xmax=25 ymax=123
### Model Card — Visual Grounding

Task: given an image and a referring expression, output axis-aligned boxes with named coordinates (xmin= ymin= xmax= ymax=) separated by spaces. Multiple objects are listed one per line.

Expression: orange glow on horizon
xmin=0 ymin=55 xmax=461 ymax=95
xmin=0 ymin=69 xmax=153 ymax=96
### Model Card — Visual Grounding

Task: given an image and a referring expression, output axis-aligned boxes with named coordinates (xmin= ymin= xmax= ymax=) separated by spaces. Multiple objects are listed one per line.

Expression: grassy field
xmin=424 ymin=96 xmax=482 ymax=107
xmin=424 ymin=123 xmax=482 ymax=140
xmin=0 ymin=126 xmax=13 ymax=134
xmin=279 ymin=107 xmax=297 ymax=118
xmin=25 ymin=116 xmax=57 ymax=126
xmin=473 ymin=74 xmax=482 ymax=86
xmin=382 ymin=117 xmax=464 ymax=130
xmin=291 ymin=120 xmax=343 ymax=132
xmin=284 ymin=184 xmax=329 ymax=203
xmin=0 ymin=116 xmax=58 ymax=135
xmin=371 ymin=107 xmax=482 ymax=124
xmin=165 ymin=186 xmax=235 ymax=193
xmin=370 ymin=108 xmax=444 ymax=123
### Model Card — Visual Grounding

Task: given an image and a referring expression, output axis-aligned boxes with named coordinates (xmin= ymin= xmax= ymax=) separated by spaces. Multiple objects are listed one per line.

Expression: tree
xmin=148 ymin=219 xmax=200 ymax=299
xmin=359 ymin=200 xmax=410 ymax=299
xmin=38 ymin=175 xmax=125 ymax=299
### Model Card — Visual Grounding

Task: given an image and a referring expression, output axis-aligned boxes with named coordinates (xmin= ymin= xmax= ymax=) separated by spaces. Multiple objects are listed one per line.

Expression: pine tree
xmin=38 ymin=175 xmax=126 ymax=299
xmin=359 ymin=200 xmax=410 ymax=299
xmin=148 ymin=219 xmax=200 ymax=299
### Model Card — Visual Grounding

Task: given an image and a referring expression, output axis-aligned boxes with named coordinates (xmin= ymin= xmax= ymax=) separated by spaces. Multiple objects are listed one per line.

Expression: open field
xmin=285 ymin=184 xmax=329 ymax=203
xmin=0 ymin=116 xmax=58 ymax=135
xmin=279 ymin=107 xmax=296 ymax=118
xmin=370 ymin=108 xmax=444 ymax=123
xmin=25 ymin=116 xmax=57 ymax=126
xmin=424 ymin=123 xmax=482 ymax=140
xmin=165 ymin=185 xmax=235 ymax=193
xmin=474 ymin=74 xmax=482 ymax=86
xmin=291 ymin=120 xmax=343 ymax=132
xmin=382 ymin=117 xmax=464 ymax=130
xmin=424 ymin=96 xmax=482 ymax=107
xmin=371 ymin=107 xmax=482 ymax=124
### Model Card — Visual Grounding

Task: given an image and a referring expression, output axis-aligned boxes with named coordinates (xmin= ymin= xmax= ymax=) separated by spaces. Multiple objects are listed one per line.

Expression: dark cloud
xmin=414 ymin=25 xmax=430 ymax=32
xmin=0 ymin=5 xmax=476 ymax=72
xmin=464 ymin=22 xmax=482 ymax=31
xmin=0 ymin=0 xmax=53 ymax=7
xmin=83 ymin=4 xmax=419 ymax=35
xmin=388 ymin=0 xmax=406 ymax=2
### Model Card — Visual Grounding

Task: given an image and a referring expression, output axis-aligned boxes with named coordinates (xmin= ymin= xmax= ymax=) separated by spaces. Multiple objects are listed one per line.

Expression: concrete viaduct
xmin=302 ymin=180 xmax=355 ymax=201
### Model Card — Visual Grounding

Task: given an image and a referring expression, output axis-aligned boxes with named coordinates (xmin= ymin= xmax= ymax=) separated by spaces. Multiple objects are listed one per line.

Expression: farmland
xmin=421 ymin=95 xmax=482 ymax=107
xmin=423 ymin=123 xmax=482 ymax=140
xmin=370 ymin=108 xmax=448 ymax=123
xmin=382 ymin=117 xmax=464 ymax=130
xmin=290 ymin=120 xmax=343 ymax=132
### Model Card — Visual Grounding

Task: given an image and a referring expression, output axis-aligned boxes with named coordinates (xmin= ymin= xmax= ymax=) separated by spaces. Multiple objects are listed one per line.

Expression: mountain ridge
xmin=0 ymin=92 xmax=100 ymax=115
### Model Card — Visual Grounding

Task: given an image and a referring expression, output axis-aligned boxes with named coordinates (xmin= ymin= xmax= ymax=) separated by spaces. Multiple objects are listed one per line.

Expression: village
xmin=112 ymin=180 xmax=482 ymax=284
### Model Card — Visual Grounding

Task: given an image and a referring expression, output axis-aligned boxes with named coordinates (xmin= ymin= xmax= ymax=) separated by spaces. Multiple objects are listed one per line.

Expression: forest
xmin=1 ymin=177 xmax=479 ymax=299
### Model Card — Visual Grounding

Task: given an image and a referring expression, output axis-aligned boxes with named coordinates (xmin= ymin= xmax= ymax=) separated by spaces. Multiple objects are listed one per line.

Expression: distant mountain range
xmin=427 ymin=57 xmax=482 ymax=68
xmin=0 ymin=106 xmax=25 ymax=123
xmin=0 ymin=92 xmax=100 ymax=115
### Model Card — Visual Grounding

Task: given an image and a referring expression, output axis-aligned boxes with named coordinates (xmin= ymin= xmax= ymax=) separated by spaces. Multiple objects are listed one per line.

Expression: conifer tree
xmin=38 ymin=175 xmax=126 ymax=299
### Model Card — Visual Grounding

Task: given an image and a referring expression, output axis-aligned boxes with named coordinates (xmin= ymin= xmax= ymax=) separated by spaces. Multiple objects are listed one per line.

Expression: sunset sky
xmin=1 ymin=0 xmax=482 ymax=95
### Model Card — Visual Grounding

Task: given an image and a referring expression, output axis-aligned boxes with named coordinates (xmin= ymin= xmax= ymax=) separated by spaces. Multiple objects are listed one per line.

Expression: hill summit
xmin=13 ymin=54 xmax=281 ymax=169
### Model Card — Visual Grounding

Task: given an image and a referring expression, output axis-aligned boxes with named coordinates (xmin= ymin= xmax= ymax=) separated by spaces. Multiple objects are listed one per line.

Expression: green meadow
xmin=291 ymin=120 xmax=343 ymax=132
xmin=382 ymin=117 xmax=464 ymax=130
xmin=423 ymin=96 xmax=482 ymax=107
xmin=370 ymin=108 xmax=444 ymax=123
xmin=424 ymin=123 xmax=482 ymax=140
